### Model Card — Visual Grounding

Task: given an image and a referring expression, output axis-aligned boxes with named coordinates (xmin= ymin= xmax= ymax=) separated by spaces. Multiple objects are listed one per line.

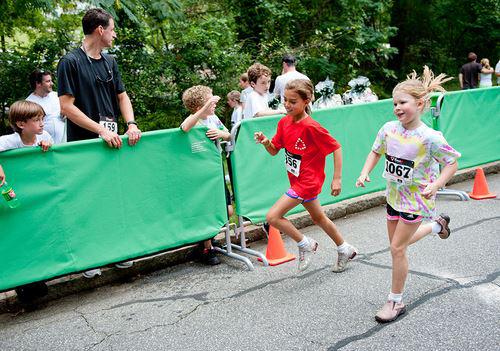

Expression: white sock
xmin=337 ymin=242 xmax=349 ymax=254
xmin=388 ymin=292 xmax=403 ymax=303
xmin=431 ymin=221 xmax=442 ymax=234
xmin=297 ymin=237 xmax=309 ymax=248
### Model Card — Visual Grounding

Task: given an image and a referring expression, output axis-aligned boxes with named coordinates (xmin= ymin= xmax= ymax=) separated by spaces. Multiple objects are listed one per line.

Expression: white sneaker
xmin=332 ymin=243 xmax=358 ymax=273
xmin=82 ymin=268 xmax=102 ymax=279
xmin=298 ymin=238 xmax=319 ymax=271
xmin=115 ymin=261 xmax=134 ymax=269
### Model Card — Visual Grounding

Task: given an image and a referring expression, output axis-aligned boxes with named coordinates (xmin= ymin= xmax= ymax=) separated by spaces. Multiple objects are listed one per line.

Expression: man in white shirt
xmin=26 ymin=69 xmax=66 ymax=144
xmin=273 ymin=54 xmax=310 ymax=103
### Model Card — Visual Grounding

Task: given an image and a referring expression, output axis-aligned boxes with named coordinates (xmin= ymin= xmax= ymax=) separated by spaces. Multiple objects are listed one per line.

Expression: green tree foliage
xmin=0 ymin=0 xmax=496 ymax=135
xmin=389 ymin=0 xmax=499 ymax=89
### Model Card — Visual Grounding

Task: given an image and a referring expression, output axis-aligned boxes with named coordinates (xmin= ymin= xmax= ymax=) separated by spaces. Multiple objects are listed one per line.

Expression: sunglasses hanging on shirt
xmin=81 ymin=45 xmax=113 ymax=84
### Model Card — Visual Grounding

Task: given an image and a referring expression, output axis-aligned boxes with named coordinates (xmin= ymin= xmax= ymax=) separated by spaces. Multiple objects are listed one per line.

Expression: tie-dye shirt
xmin=372 ymin=120 xmax=460 ymax=218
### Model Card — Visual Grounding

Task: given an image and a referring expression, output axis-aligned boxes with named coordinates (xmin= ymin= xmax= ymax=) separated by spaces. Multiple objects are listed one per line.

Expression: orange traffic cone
xmin=469 ymin=167 xmax=496 ymax=200
xmin=258 ymin=225 xmax=296 ymax=266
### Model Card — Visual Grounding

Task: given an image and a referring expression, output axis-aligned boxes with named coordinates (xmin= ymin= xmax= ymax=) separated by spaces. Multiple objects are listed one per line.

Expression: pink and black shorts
xmin=285 ymin=188 xmax=317 ymax=204
xmin=386 ymin=203 xmax=423 ymax=223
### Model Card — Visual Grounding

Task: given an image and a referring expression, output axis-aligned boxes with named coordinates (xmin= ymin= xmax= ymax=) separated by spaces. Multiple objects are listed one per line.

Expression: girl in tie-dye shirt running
xmin=356 ymin=66 xmax=460 ymax=324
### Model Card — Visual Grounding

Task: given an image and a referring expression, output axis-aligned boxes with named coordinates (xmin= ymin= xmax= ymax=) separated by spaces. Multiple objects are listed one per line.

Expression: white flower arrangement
xmin=313 ymin=77 xmax=343 ymax=110
xmin=343 ymin=76 xmax=378 ymax=104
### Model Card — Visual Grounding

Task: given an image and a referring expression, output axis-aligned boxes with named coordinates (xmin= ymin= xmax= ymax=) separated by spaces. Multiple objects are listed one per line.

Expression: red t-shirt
xmin=271 ymin=115 xmax=341 ymax=198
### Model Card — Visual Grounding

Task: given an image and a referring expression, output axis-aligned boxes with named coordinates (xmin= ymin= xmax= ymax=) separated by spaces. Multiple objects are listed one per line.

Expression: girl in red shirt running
xmin=254 ymin=79 xmax=357 ymax=272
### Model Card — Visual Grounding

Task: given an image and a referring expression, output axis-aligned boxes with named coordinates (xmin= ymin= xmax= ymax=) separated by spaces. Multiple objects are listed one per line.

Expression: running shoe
xmin=115 ymin=261 xmax=134 ymax=269
xmin=375 ymin=300 xmax=406 ymax=323
xmin=435 ymin=213 xmax=451 ymax=239
xmin=82 ymin=268 xmax=102 ymax=279
xmin=332 ymin=243 xmax=358 ymax=273
xmin=298 ymin=238 xmax=319 ymax=271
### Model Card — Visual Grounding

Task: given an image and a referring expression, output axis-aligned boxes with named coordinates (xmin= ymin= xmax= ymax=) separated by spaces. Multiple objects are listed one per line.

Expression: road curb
xmin=1 ymin=161 xmax=498 ymax=313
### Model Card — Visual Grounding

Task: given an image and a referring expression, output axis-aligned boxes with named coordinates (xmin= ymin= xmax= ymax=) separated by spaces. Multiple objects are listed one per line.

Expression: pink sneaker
xmin=375 ymin=300 xmax=406 ymax=323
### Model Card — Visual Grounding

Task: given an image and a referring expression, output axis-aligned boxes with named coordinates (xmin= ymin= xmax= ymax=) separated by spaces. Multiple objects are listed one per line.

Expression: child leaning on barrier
xmin=0 ymin=101 xmax=53 ymax=152
xmin=180 ymin=85 xmax=234 ymax=265
xmin=356 ymin=66 xmax=460 ymax=324
xmin=254 ymin=79 xmax=358 ymax=273
xmin=0 ymin=100 xmax=52 ymax=303
xmin=243 ymin=63 xmax=286 ymax=119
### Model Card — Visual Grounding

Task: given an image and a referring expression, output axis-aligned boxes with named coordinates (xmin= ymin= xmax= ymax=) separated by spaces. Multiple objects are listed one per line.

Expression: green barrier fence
xmin=231 ymin=87 xmax=500 ymax=224
xmin=0 ymin=128 xmax=227 ymax=291
xmin=439 ymin=87 xmax=500 ymax=170
xmin=231 ymin=99 xmax=394 ymax=224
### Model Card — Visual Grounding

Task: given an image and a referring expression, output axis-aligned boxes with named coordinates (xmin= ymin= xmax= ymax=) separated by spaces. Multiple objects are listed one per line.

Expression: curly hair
xmin=393 ymin=66 xmax=453 ymax=110
xmin=182 ymin=85 xmax=212 ymax=113
xmin=247 ymin=63 xmax=272 ymax=84
xmin=9 ymin=101 xmax=45 ymax=134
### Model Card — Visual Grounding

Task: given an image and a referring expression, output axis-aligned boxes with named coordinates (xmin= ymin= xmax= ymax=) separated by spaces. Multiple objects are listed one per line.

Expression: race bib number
xmin=285 ymin=149 xmax=302 ymax=177
xmin=383 ymin=154 xmax=414 ymax=184
xmin=99 ymin=115 xmax=117 ymax=133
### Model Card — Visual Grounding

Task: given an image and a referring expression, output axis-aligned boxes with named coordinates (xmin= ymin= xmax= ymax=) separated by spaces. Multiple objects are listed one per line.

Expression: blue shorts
xmin=285 ymin=188 xmax=317 ymax=203
xmin=386 ymin=203 xmax=423 ymax=223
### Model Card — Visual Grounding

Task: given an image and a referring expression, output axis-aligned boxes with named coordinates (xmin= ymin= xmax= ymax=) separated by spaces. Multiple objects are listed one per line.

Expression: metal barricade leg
xmin=437 ymin=188 xmax=470 ymax=201
xmin=213 ymin=222 xmax=255 ymax=270
xmin=228 ymin=216 xmax=269 ymax=266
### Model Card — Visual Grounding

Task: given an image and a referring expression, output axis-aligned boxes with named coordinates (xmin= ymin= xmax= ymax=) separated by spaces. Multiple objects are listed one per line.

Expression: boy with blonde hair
xmin=181 ymin=85 xmax=233 ymax=265
xmin=243 ymin=63 xmax=285 ymax=119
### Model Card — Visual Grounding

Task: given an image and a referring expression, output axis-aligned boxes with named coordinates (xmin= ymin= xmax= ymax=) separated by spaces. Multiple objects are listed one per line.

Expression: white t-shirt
xmin=26 ymin=92 xmax=61 ymax=122
xmin=273 ymin=70 xmax=310 ymax=103
xmin=240 ymin=87 xmax=253 ymax=104
xmin=230 ymin=106 xmax=243 ymax=126
xmin=0 ymin=131 xmax=53 ymax=152
xmin=479 ymin=72 xmax=492 ymax=87
xmin=243 ymin=90 xmax=268 ymax=119
xmin=197 ymin=115 xmax=227 ymax=131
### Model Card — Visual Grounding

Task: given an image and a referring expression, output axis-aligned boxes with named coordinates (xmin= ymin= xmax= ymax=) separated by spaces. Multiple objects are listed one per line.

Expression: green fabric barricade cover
xmin=231 ymin=100 xmax=395 ymax=224
xmin=231 ymin=87 xmax=500 ymax=224
xmin=0 ymin=128 xmax=227 ymax=291
xmin=439 ymin=87 xmax=500 ymax=170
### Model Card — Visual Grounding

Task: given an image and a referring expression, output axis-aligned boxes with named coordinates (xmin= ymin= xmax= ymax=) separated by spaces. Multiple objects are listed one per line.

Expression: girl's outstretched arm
xmin=331 ymin=147 xmax=342 ymax=196
xmin=356 ymin=151 xmax=382 ymax=187
xmin=254 ymin=132 xmax=278 ymax=155
xmin=422 ymin=161 xmax=458 ymax=199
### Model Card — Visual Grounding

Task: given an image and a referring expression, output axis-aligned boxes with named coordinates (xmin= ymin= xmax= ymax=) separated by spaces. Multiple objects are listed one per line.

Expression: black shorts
xmin=386 ymin=203 xmax=423 ymax=223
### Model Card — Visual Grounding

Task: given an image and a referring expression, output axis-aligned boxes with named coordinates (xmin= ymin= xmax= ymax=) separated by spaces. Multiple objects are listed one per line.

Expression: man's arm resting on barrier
xmin=117 ymin=92 xmax=141 ymax=146
xmin=59 ymin=94 xmax=123 ymax=149
xmin=356 ymin=150 xmax=382 ymax=187
xmin=331 ymin=147 xmax=342 ymax=196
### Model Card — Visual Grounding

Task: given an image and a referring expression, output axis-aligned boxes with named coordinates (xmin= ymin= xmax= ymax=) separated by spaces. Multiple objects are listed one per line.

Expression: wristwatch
xmin=127 ymin=121 xmax=137 ymax=126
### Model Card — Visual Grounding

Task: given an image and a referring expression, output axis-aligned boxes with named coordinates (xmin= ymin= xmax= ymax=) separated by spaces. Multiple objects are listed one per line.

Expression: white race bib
xmin=99 ymin=115 xmax=117 ymax=133
xmin=383 ymin=154 xmax=414 ymax=184
xmin=285 ymin=149 xmax=301 ymax=177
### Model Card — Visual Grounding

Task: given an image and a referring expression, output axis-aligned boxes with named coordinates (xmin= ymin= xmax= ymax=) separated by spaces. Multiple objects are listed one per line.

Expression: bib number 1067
xmin=383 ymin=155 xmax=414 ymax=184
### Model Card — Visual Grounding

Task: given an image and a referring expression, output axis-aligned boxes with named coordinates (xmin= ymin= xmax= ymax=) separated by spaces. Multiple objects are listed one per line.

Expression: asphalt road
xmin=1 ymin=173 xmax=499 ymax=351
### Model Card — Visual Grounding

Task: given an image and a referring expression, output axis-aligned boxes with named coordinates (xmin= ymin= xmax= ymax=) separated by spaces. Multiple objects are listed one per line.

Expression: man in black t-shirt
xmin=57 ymin=8 xmax=139 ymax=278
xmin=57 ymin=8 xmax=141 ymax=148
xmin=459 ymin=52 xmax=482 ymax=90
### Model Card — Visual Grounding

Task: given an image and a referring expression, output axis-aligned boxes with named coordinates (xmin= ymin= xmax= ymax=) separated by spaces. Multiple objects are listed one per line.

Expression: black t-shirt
xmin=460 ymin=61 xmax=482 ymax=89
xmin=57 ymin=48 xmax=125 ymax=141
